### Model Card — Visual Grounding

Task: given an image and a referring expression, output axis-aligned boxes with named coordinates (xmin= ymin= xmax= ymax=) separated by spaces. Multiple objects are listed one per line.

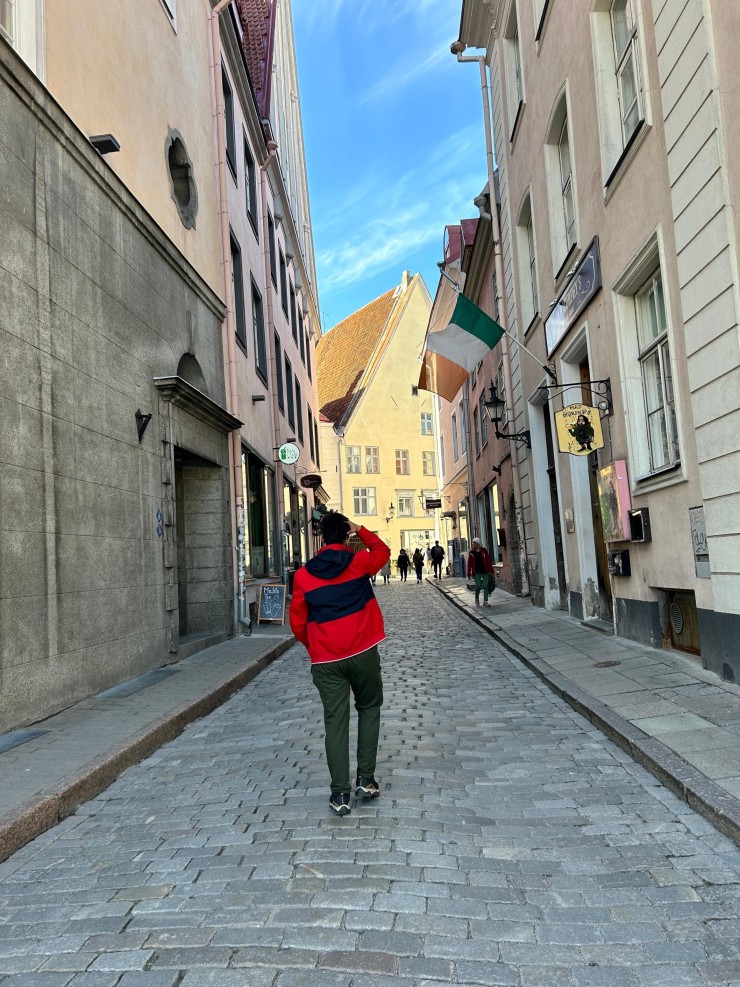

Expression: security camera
xmin=450 ymin=39 xmax=466 ymax=55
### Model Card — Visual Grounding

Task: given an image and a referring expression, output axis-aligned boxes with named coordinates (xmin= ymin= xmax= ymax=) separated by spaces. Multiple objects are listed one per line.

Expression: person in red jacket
xmin=290 ymin=511 xmax=391 ymax=816
xmin=467 ymin=536 xmax=494 ymax=607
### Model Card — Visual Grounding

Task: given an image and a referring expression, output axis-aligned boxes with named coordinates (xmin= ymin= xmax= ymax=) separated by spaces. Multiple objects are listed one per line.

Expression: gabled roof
xmin=234 ymin=0 xmax=276 ymax=121
xmin=316 ymin=287 xmax=399 ymax=427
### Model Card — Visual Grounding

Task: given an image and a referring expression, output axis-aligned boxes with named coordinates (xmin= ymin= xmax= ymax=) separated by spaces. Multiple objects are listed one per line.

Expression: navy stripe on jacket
xmin=305 ymin=575 xmax=374 ymax=624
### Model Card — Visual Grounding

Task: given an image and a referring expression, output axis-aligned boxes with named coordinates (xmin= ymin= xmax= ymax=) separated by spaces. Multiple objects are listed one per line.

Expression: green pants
xmin=311 ymin=645 xmax=383 ymax=794
xmin=474 ymin=571 xmax=489 ymax=603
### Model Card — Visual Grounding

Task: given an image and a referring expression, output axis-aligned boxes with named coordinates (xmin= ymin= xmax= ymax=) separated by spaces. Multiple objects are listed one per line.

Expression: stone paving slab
xmin=431 ymin=579 xmax=740 ymax=848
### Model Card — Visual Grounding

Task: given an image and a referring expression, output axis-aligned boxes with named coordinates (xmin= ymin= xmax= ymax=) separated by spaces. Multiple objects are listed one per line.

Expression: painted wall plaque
xmin=597 ymin=460 xmax=632 ymax=543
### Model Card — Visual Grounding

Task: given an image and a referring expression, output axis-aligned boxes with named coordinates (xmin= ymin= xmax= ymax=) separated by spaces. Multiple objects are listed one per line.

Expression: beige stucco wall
xmin=45 ymin=0 xmax=222 ymax=294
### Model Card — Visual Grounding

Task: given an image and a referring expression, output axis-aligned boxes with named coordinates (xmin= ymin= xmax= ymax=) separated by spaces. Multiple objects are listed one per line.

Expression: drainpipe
xmin=209 ymin=0 xmax=244 ymax=630
xmin=456 ymin=47 xmax=530 ymax=596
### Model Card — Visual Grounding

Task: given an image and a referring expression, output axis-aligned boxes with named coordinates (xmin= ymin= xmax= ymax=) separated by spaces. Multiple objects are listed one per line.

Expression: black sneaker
xmin=329 ymin=792 xmax=351 ymax=816
xmin=355 ymin=776 xmax=380 ymax=799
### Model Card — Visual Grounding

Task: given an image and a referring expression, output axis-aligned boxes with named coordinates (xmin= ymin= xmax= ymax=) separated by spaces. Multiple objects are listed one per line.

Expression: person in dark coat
xmin=396 ymin=548 xmax=410 ymax=581
xmin=430 ymin=540 xmax=445 ymax=578
xmin=466 ymin=536 xmax=494 ymax=606
xmin=412 ymin=547 xmax=425 ymax=583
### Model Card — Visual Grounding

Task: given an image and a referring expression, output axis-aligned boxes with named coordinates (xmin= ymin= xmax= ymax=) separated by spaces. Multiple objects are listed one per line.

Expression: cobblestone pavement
xmin=1 ymin=583 xmax=739 ymax=987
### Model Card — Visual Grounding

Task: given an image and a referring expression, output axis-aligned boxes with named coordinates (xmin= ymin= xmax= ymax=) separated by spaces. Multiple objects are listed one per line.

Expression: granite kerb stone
xmin=430 ymin=580 xmax=740 ymax=848
xmin=0 ymin=635 xmax=294 ymax=864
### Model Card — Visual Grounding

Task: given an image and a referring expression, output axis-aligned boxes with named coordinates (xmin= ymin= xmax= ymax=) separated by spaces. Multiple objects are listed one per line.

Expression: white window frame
xmin=345 ymin=445 xmax=361 ymax=474
xmin=635 ymin=273 xmax=679 ymax=473
xmin=516 ymin=191 xmax=539 ymax=331
xmin=590 ymin=0 xmax=649 ymax=191
xmin=3 ymin=0 xmax=45 ymax=76
xmin=473 ymin=407 xmax=481 ymax=457
xmin=452 ymin=413 xmax=459 ymax=462
xmin=353 ymin=487 xmax=377 ymax=516
xmin=365 ymin=446 xmax=380 ymax=473
xmin=397 ymin=492 xmax=414 ymax=518
xmin=479 ymin=394 xmax=489 ymax=447
xmin=612 ymin=232 xmax=684 ymax=490
xmin=395 ymin=449 xmax=410 ymax=475
xmin=496 ymin=361 xmax=508 ymax=427
xmin=421 ymin=412 xmax=433 ymax=436
xmin=544 ymin=90 xmax=579 ymax=279
xmin=1 ymin=0 xmax=14 ymax=45
xmin=503 ymin=0 xmax=524 ymax=142
xmin=422 ymin=451 xmax=436 ymax=476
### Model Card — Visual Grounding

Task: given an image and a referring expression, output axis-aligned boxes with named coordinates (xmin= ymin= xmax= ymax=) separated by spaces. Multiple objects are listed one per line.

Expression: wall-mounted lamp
xmin=252 ymin=394 xmax=266 ymax=403
xmin=492 ymin=464 xmax=502 ymax=476
xmin=483 ymin=381 xmax=531 ymax=449
xmin=89 ymin=134 xmax=121 ymax=155
xmin=135 ymin=409 xmax=152 ymax=442
xmin=385 ymin=503 xmax=396 ymax=524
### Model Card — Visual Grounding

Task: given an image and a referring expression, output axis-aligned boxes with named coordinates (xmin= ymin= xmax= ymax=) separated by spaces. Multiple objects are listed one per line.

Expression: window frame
xmin=420 ymin=412 xmax=433 ymax=436
xmin=279 ymin=250 xmax=288 ymax=315
xmin=365 ymin=446 xmax=380 ymax=474
xmin=295 ymin=380 xmax=304 ymax=444
xmin=516 ymin=192 xmax=540 ymax=332
xmin=346 ymin=446 xmax=361 ymax=474
xmin=1 ymin=0 xmax=15 ymax=44
xmin=289 ymin=281 xmax=298 ymax=341
xmin=395 ymin=449 xmax=410 ymax=475
xmin=635 ymin=271 xmax=678 ymax=474
xmin=397 ymin=493 xmax=414 ymax=518
xmin=251 ymin=278 xmax=267 ymax=380
xmin=308 ymin=407 xmax=315 ymax=462
xmin=285 ymin=358 xmax=295 ymax=426
xmin=504 ymin=0 xmax=525 ymax=143
xmin=222 ymin=66 xmax=236 ymax=178
xmin=268 ymin=213 xmax=277 ymax=286
xmin=230 ymin=232 xmax=247 ymax=351
xmin=422 ymin=450 xmax=436 ymax=476
xmin=243 ymin=136 xmax=258 ymax=236
xmin=353 ymin=487 xmax=377 ymax=516
xmin=274 ymin=332 xmax=284 ymax=411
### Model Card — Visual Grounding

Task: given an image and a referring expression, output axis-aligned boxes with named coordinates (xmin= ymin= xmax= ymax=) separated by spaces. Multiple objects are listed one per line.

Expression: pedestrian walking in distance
xmin=430 ymin=540 xmax=445 ymax=579
xmin=467 ymin=536 xmax=494 ymax=606
xmin=290 ymin=511 xmax=390 ymax=817
xmin=425 ymin=544 xmax=433 ymax=574
xmin=412 ymin=547 xmax=425 ymax=583
xmin=379 ymin=560 xmax=391 ymax=584
xmin=396 ymin=547 xmax=410 ymax=581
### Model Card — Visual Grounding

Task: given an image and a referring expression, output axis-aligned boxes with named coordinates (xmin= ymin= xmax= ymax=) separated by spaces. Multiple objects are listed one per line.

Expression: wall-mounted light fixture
xmin=252 ymin=394 xmax=266 ymax=403
xmin=89 ymin=134 xmax=121 ymax=155
xmin=483 ymin=381 xmax=531 ymax=449
xmin=135 ymin=409 xmax=152 ymax=442
xmin=385 ymin=503 xmax=396 ymax=524
xmin=492 ymin=463 xmax=502 ymax=476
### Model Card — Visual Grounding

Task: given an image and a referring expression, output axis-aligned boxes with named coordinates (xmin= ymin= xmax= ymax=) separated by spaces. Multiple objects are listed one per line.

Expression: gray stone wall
xmin=0 ymin=45 xmax=231 ymax=732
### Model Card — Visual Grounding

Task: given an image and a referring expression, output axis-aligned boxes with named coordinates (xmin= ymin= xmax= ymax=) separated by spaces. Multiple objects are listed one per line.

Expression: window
xmin=422 ymin=451 xmax=436 ymax=476
xmin=479 ymin=394 xmax=489 ymax=446
xmin=421 ymin=412 xmax=433 ymax=435
xmin=314 ymin=419 xmax=320 ymax=468
xmin=244 ymin=138 xmax=258 ymax=233
xmin=285 ymin=359 xmax=294 ymax=425
xmin=636 ymin=272 xmax=678 ymax=472
xmin=411 ymin=385 xmax=419 ymax=396
xmin=279 ymin=251 xmax=288 ymax=314
xmin=305 ymin=331 xmax=312 ymax=379
xmin=274 ymin=333 xmax=284 ymax=410
xmin=230 ymin=234 xmax=246 ymax=349
xmin=591 ymin=0 xmax=646 ymax=185
xmin=504 ymin=2 xmax=524 ymax=140
xmin=545 ymin=96 xmax=578 ymax=276
xmin=159 ymin=0 xmax=176 ymax=23
xmin=295 ymin=381 xmax=304 ymax=443
xmin=365 ymin=446 xmax=379 ymax=473
xmin=346 ymin=446 xmax=361 ymax=473
xmin=268 ymin=213 xmax=277 ymax=285
xmin=516 ymin=193 xmax=539 ymax=330
xmin=395 ymin=450 xmax=410 ymax=475
xmin=299 ymin=312 xmax=305 ymax=363
xmin=440 ymin=435 xmax=446 ymax=476
xmin=353 ymin=488 xmax=376 ymax=515
xmin=473 ymin=407 xmax=481 ymax=456
xmin=397 ymin=493 xmax=414 ymax=517
xmin=534 ymin=0 xmax=550 ymax=40
xmin=222 ymin=67 xmax=236 ymax=176
xmin=452 ymin=413 xmax=459 ymax=461
xmin=1 ymin=0 xmax=14 ymax=44
xmin=289 ymin=282 xmax=297 ymax=340
xmin=458 ymin=400 xmax=468 ymax=453
xmin=308 ymin=408 xmax=315 ymax=461
xmin=496 ymin=362 xmax=508 ymax=426
xmin=166 ymin=131 xmax=197 ymax=230
xmin=251 ymin=280 xmax=266 ymax=378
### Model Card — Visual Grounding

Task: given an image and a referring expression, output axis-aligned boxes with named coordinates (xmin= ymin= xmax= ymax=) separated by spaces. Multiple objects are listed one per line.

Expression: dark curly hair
xmin=320 ymin=510 xmax=351 ymax=546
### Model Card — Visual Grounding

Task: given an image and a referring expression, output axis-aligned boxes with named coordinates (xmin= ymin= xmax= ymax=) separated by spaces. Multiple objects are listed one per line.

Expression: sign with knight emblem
xmin=554 ymin=403 xmax=604 ymax=456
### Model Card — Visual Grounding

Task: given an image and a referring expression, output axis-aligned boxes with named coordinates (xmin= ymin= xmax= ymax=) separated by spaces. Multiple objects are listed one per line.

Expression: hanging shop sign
xmin=425 ymin=498 xmax=442 ymax=510
xmin=554 ymin=402 xmax=605 ymax=456
xmin=596 ymin=460 xmax=632 ymax=543
xmin=278 ymin=442 xmax=300 ymax=465
xmin=299 ymin=473 xmax=322 ymax=489
xmin=545 ymin=237 xmax=602 ymax=356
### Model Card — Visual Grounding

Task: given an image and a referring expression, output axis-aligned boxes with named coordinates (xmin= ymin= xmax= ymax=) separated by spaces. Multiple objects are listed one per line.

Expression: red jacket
xmin=289 ymin=527 xmax=391 ymax=664
xmin=467 ymin=545 xmax=493 ymax=578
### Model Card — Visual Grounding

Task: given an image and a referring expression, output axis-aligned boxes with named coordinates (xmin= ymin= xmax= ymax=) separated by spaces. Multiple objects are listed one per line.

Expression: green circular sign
xmin=278 ymin=442 xmax=300 ymax=464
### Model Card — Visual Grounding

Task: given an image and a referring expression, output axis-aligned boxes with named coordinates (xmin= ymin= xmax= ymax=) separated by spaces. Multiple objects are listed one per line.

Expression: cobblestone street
xmin=1 ymin=583 xmax=739 ymax=987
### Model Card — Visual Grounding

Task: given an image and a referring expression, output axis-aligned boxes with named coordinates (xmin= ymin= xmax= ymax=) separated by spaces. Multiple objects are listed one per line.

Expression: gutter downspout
xmin=457 ymin=50 xmax=530 ymax=596
xmin=209 ymin=0 xmax=244 ymax=630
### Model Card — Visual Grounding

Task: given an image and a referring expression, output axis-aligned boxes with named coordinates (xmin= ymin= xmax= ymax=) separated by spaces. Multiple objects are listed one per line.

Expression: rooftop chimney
xmin=401 ymin=270 xmax=412 ymax=290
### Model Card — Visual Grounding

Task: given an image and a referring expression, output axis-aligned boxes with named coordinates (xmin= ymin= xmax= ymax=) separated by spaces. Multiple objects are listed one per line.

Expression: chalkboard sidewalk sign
xmin=257 ymin=583 xmax=287 ymax=624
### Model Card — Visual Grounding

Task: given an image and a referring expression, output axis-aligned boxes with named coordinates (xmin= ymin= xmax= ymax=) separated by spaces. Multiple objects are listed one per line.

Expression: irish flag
xmin=418 ymin=294 xmax=504 ymax=401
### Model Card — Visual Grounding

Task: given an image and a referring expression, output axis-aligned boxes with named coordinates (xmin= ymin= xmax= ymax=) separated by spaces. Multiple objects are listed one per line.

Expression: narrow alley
xmin=1 ymin=583 xmax=739 ymax=987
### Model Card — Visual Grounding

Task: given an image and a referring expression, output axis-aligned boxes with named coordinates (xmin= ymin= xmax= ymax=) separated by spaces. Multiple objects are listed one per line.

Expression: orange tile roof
xmin=316 ymin=288 xmax=399 ymax=426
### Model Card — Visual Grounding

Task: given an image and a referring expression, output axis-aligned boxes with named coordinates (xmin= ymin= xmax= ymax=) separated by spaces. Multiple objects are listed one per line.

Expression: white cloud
xmin=360 ymin=44 xmax=450 ymax=105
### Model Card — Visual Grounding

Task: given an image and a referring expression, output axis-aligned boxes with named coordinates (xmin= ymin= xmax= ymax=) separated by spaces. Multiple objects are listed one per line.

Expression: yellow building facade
xmin=317 ymin=272 xmax=441 ymax=562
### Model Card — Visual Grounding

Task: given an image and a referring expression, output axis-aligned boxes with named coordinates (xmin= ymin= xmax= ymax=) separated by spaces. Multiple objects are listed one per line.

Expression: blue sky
xmin=293 ymin=0 xmax=488 ymax=331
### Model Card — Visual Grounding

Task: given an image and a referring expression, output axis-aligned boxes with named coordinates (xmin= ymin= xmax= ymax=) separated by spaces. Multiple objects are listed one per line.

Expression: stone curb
xmin=430 ymin=579 xmax=740 ymax=848
xmin=0 ymin=635 xmax=295 ymax=864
